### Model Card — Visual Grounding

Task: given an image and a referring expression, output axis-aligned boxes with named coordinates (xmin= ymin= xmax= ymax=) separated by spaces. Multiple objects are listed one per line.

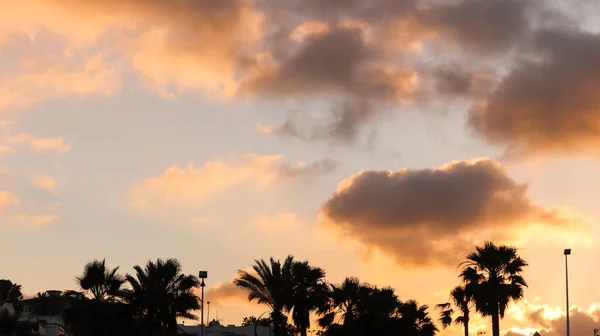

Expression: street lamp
xmin=207 ymin=301 xmax=211 ymax=326
xmin=564 ymin=249 xmax=571 ymax=336
xmin=199 ymin=271 xmax=208 ymax=336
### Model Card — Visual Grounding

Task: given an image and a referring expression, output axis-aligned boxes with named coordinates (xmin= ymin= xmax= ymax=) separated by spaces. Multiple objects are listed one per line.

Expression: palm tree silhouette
xmin=460 ymin=241 xmax=528 ymax=336
xmin=317 ymin=277 xmax=437 ymax=336
xmin=436 ymin=285 xmax=473 ymax=336
xmin=69 ymin=259 xmax=125 ymax=302
xmin=288 ymin=261 xmax=328 ymax=336
xmin=317 ymin=277 xmax=362 ymax=331
xmin=124 ymin=258 xmax=201 ymax=335
xmin=0 ymin=280 xmax=23 ymax=308
xmin=62 ymin=259 xmax=130 ymax=336
xmin=396 ymin=300 xmax=438 ymax=336
xmin=234 ymin=256 xmax=295 ymax=336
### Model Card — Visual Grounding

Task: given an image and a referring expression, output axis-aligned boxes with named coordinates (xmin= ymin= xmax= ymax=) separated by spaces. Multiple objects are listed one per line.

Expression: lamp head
xmin=564 ymin=249 xmax=571 ymax=255
xmin=199 ymin=270 xmax=208 ymax=279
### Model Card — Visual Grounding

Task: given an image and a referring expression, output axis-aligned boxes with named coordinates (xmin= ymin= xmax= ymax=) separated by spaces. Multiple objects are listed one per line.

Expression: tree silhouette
xmin=123 ymin=258 xmax=201 ymax=335
xmin=317 ymin=277 xmax=437 ymax=336
xmin=0 ymin=280 xmax=23 ymax=309
xmin=72 ymin=259 xmax=124 ymax=302
xmin=460 ymin=241 xmax=528 ymax=336
xmin=288 ymin=261 xmax=328 ymax=336
xmin=30 ymin=291 xmax=68 ymax=316
xmin=436 ymin=285 xmax=473 ymax=336
xmin=234 ymin=256 xmax=295 ymax=336
xmin=62 ymin=259 xmax=132 ymax=336
xmin=396 ymin=300 xmax=437 ymax=336
xmin=241 ymin=316 xmax=271 ymax=327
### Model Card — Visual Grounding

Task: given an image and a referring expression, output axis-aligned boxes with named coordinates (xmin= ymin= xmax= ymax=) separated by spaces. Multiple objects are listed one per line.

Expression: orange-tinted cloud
xmin=29 ymin=173 xmax=57 ymax=195
xmin=10 ymin=213 xmax=59 ymax=230
xmin=506 ymin=300 xmax=600 ymax=336
xmin=0 ymin=190 xmax=20 ymax=212
xmin=250 ymin=213 xmax=304 ymax=231
xmin=6 ymin=134 xmax=70 ymax=153
xmin=0 ymin=0 xmax=263 ymax=99
xmin=129 ymin=154 xmax=337 ymax=209
xmin=469 ymin=29 xmax=600 ymax=157
xmin=320 ymin=158 xmax=586 ymax=267
xmin=241 ymin=23 xmax=417 ymax=142
xmin=0 ymin=51 xmax=119 ymax=111
xmin=0 ymin=145 xmax=11 ymax=155
xmin=206 ymin=281 xmax=248 ymax=306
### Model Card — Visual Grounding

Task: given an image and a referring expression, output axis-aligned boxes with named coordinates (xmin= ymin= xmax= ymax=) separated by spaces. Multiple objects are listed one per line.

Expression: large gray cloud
xmin=469 ymin=28 xmax=600 ymax=157
xmin=320 ymin=158 xmax=581 ymax=267
xmin=241 ymin=25 xmax=416 ymax=142
xmin=245 ymin=0 xmax=554 ymax=143
xmin=413 ymin=0 xmax=536 ymax=54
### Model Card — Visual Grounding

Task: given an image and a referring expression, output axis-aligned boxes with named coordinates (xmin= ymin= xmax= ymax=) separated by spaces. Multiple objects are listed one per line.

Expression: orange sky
xmin=2 ymin=1 xmax=600 ymax=335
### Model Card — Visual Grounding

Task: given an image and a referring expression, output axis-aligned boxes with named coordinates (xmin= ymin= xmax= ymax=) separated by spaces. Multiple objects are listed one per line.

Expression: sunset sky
xmin=2 ymin=0 xmax=600 ymax=335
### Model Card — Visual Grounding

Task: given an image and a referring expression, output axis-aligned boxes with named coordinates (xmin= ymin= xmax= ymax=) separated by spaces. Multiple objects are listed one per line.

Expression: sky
xmin=2 ymin=0 xmax=600 ymax=335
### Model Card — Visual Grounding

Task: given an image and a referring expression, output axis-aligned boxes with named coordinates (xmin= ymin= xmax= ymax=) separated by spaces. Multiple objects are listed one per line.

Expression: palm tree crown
xmin=73 ymin=259 xmax=125 ymax=302
xmin=124 ymin=258 xmax=201 ymax=334
xmin=288 ymin=261 xmax=328 ymax=336
xmin=436 ymin=285 xmax=473 ymax=336
xmin=234 ymin=255 xmax=295 ymax=336
xmin=460 ymin=241 xmax=528 ymax=336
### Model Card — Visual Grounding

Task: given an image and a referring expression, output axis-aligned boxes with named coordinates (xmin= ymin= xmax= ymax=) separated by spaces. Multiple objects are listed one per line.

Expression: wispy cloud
xmin=250 ymin=212 xmax=304 ymax=231
xmin=129 ymin=154 xmax=337 ymax=210
xmin=10 ymin=213 xmax=59 ymax=230
xmin=7 ymin=134 xmax=70 ymax=153
xmin=29 ymin=173 xmax=57 ymax=195
xmin=0 ymin=190 xmax=20 ymax=212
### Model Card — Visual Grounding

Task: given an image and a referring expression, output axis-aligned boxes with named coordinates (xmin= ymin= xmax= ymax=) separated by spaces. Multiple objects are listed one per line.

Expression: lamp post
xmin=564 ymin=249 xmax=571 ymax=336
xmin=207 ymin=301 xmax=211 ymax=326
xmin=199 ymin=271 xmax=208 ymax=336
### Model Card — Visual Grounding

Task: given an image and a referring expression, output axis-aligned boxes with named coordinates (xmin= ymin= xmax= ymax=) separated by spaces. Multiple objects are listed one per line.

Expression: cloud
xmin=242 ymin=0 xmax=552 ymax=142
xmin=206 ymin=281 xmax=248 ymax=306
xmin=506 ymin=300 xmax=600 ymax=336
xmin=241 ymin=23 xmax=418 ymax=142
xmin=410 ymin=0 xmax=536 ymax=54
xmin=292 ymin=0 xmax=417 ymax=23
xmin=0 ymin=145 xmax=11 ymax=155
xmin=0 ymin=50 xmax=120 ymax=111
xmin=250 ymin=213 xmax=304 ymax=231
xmin=6 ymin=134 xmax=70 ymax=153
xmin=129 ymin=154 xmax=337 ymax=209
xmin=320 ymin=158 xmax=586 ymax=267
xmin=29 ymin=173 xmax=57 ymax=195
xmin=0 ymin=0 xmax=264 ymax=100
xmin=427 ymin=65 xmax=496 ymax=98
xmin=0 ymin=0 xmax=580 ymax=146
xmin=0 ymin=190 xmax=20 ymax=212
xmin=204 ymin=269 xmax=260 ymax=307
xmin=469 ymin=28 xmax=600 ymax=157
xmin=10 ymin=213 xmax=59 ymax=229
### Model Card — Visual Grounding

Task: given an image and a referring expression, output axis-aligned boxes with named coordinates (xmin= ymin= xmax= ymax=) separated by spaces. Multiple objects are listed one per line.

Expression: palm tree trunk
xmin=300 ymin=311 xmax=309 ymax=336
xmin=464 ymin=318 xmax=469 ymax=336
xmin=491 ymin=303 xmax=500 ymax=336
xmin=271 ymin=311 xmax=284 ymax=336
